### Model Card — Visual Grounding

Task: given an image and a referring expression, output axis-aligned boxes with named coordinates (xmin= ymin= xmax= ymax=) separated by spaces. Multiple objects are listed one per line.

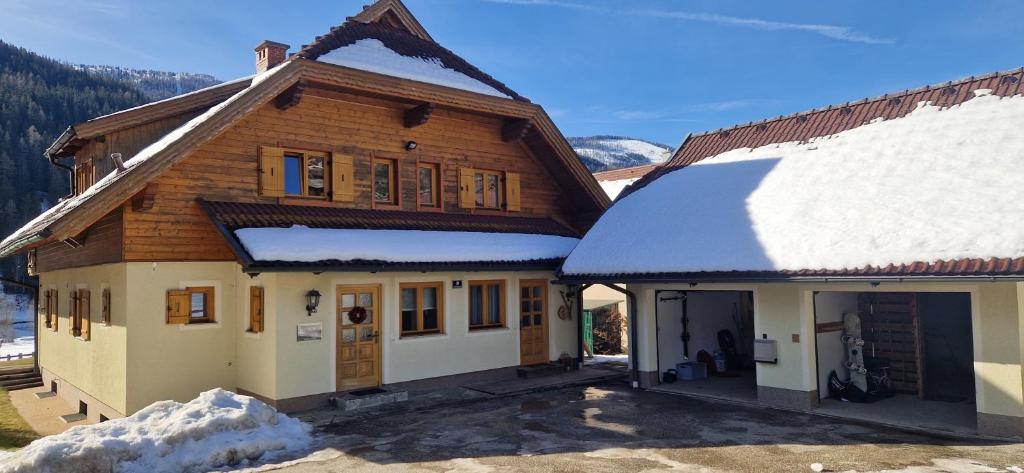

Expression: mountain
xmin=568 ymin=136 xmax=673 ymax=172
xmin=0 ymin=41 xmax=149 ymax=282
xmin=73 ymin=65 xmax=221 ymax=101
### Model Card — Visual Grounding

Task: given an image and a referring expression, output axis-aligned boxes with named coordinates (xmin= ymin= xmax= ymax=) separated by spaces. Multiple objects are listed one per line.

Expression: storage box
xmin=754 ymin=339 xmax=778 ymax=364
xmin=675 ymin=361 xmax=707 ymax=381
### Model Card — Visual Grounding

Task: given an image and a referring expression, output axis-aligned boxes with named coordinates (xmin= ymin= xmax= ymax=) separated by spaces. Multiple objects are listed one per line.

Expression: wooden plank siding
xmin=35 ymin=207 xmax=124 ymax=272
xmin=117 ymin=86 xmax=574 ymax=262
xmin=75 ymin=112 xmax=205 ymax=180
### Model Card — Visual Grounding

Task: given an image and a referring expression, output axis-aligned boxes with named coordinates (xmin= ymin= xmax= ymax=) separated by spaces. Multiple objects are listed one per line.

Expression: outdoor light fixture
xmin=305 ymin=289 xmax=321 ymax=316
xmin=405 ymin=140 xmax=418 ymax=151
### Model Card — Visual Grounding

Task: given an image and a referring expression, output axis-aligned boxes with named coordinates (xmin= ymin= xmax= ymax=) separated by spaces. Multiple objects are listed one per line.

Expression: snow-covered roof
xmin=562 ymin=89 xmax=1024 ymax=278
xmin=318 ymin=39 xmax=511 ymax=98
xmin=236 ymin=226 xmax=579 ymax=265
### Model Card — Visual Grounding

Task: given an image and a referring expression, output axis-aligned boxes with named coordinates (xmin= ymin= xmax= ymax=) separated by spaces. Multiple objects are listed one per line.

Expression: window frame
xmin=282 ymin=149 xmax=329 ymax=199
xmin=473 ymin=169 xmax=504 ymax=210
xmin=398 ymin=282 xmax=444 ymax=337
xmin=185 ymin=286 xmax=216 ymax=324
xmin=372 ymin=157 xmax=400 ymax=208
xmin=468 ymin=280 xmax=507 ymax=330
xmin=416 ymin=161 xmax=442 ymax=210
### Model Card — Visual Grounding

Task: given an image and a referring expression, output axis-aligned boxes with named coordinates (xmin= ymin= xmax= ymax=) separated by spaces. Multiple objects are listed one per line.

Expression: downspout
xmin=575 ymin=284 xmax=591 ymax=369
xmin=598 ymin=284 xmax=640 ymax=388
xmin=47 ymin=155 xmax=75 ymax=197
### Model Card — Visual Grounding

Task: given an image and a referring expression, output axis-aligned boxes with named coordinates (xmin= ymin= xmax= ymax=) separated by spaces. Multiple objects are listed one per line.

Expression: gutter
xmin=44 ymin=126 xmax=77 ymax=197
xmin=240 ymin=261 xmax=564 ymax=274
xmin=0 ymin=230 xmax=50 ymax=259
xmin=554 ymin=274 xmax=1024 ymax=285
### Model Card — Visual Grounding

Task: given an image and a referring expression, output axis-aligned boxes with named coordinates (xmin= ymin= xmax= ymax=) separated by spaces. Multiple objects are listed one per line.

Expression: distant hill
xmin=568 ymin=136 xmax=673 ymax=172
xmin=73 ymin=65 xmax=221 ymax=101
xmin=0 ymin=41 xmax=149 ymax=282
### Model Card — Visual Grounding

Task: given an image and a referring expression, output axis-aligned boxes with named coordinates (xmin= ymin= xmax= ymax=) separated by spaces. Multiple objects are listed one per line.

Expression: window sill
xmin=178 ymin=322 xmax=221 ymax=331
xmin=373 ymin=202 xmax=402 ymax=211
xmin=468 ymin=326 xmax=509 ymax=335
xmin=416 ymin=205 xmax=444 ymax=213
xmin=243 ymin=330 xmax=261 ymax=339
xmin=397 ymin=332 xmax=447 ymax=342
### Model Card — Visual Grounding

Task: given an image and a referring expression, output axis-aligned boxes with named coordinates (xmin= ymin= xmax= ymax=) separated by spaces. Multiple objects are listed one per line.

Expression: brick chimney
xmin=254 ymin=40 xmax=289 ymax=73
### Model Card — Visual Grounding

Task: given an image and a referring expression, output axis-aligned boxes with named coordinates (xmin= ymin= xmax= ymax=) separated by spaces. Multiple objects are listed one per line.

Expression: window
xmin=249 ymin=286 xmax=264 ymax=333
xmin=166 ymin=287 xmax=215 ymax=325
xmin=373 ymin=158 xmax=398 ymax=206
xmin=469 ymin=280 xmax=506 ymax=329
xmin=70 ymin=289 xmax=90 ymax=340
xmin=282 ymin=152 xmax=327 ymax=198
xmin=474 ymin=170 xmax=502 ymax=209
xmin=399 ymin=282 xmax=443 ymax=336
xmin=101 ymin=288 xmax=111 ymax=326
xmin=417 ymin=162 xmax=441 ymax=208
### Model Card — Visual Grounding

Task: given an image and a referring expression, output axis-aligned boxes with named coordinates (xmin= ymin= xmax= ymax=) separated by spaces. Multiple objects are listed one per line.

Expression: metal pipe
xmin=575 ymin=284 xmax=591 ymax=369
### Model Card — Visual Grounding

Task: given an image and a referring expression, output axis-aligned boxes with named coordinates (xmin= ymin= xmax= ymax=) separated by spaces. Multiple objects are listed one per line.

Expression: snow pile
xmin=318 ymin=39 xmax=511 ymax=98
xmin=236 ymin=226 xmax=579 ymax=263
xmin=562 ymin=91 xmax=1024 ymax=275
xmin=0 ymin=389 xmax=311 ymax=473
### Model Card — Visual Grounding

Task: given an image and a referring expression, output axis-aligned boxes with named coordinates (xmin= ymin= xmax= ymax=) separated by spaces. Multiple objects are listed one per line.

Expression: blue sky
xmin=4 ymin=0 xmax=1024 ymax=145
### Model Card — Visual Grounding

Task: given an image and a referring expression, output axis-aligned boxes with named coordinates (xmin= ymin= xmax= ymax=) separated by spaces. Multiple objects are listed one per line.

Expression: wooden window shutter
xmin=505 ymin=172 xmax=521 ymax=212
xmin=51 ymin=290 xmax=58 ymax=332
xmin=166 ymin=290 xmax=190 ymax=325
xmin=80 ymin=290 xmax=91 ymax=341
xmin=42 ymin=290 xmax=51 ymax=329
xmin=458 ymin=167 xmax=475 ymax=209
xmin=259 ymin=146 xmax=285 ymax=197
xmin=69 ymin=291 xmax=77 ymax=335
xmin=102 ymin=288 xmax=111 ymax=326
xmin=249 ymin=286 xmax=264 ymax=333
xmin=330 ymin=154 xmax=354 ymax=202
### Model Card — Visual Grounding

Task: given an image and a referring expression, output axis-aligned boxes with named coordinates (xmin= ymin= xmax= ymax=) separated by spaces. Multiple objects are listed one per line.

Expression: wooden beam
xmin=501 ymin=118 xmax=532 ymax=142
xmin=132 ymin=183 xmax=158 ymax=212
xmin=275 ymin=80 xmax=307 ymax=110
xmin=403 ymin=102 xmax=434 ymax=128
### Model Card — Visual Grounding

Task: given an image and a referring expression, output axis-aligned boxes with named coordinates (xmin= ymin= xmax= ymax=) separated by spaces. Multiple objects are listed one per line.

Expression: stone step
xmin=0 ymin=367 xmax=35 ymax=377
xmin=0 ymin=375 xmax=41 ymax=387
xmin=517 ymin=363 xmax=574 ymax=379
xmin=0 ymin=371 xmax=37 ymax=382
xmin=4 ymin=381 xmax=43 ymax=391
xmin=329 ymin=389 xmax=409 ymax=411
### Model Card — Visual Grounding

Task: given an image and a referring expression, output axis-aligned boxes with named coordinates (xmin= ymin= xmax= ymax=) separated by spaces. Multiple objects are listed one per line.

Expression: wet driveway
xmin=261 ymin=381 xmax=1024 ymax=473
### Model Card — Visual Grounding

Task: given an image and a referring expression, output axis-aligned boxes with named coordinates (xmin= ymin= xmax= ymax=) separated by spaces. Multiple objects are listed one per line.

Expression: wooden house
xmin=0 ymin=0 xmax=607 ymax=418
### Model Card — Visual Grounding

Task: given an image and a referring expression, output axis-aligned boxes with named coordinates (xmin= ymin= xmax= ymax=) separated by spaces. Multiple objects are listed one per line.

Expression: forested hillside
xmin=74 ymin=65 xmax=220 ymax=101
xmin=0 ymin=41 xmax=148 ymax=282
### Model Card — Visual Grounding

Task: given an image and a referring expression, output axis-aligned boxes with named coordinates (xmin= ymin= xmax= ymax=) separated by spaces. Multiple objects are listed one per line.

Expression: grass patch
xmin=0 ymin=389 xmax=38 ymax=450
xmin=0 ymin=358 xmax=34 ymax=369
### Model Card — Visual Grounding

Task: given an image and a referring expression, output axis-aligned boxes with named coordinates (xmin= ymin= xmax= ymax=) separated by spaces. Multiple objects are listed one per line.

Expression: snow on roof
xmin=317 ymin=39 xmax=512 ymax=99
xmin=236 ymin=226 xmax=579 ymax=263
xmin=0 ymin=389 xmax=310 ymax=472
xmin=0 ymin=65 xmax=285 ymax=255
xmin=562 ymin=90 xmax=1024 ymax=276
xmin=598 ymin=178 xmax=639 ymax=199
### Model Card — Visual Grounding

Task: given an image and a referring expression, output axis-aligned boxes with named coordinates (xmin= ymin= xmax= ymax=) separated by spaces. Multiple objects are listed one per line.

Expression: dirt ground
xmin=258 ymin=381 xmax=1024 ymax=473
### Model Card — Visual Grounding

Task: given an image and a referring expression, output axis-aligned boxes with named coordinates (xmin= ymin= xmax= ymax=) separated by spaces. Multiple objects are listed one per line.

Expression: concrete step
xmin=0 ymin=376 xmax=42 ymax=388
xmin=517 ymin=363 xmax=574 ymax=379
xmin=329 ymin=389 xmax=409 ymax=411
xmin=0 ymin=371 xmax=37 ymax=382
xmin=4 ymin=381 xmax=43 ymax=391
xmin=0 ymin=367 xmax=35 ymax=377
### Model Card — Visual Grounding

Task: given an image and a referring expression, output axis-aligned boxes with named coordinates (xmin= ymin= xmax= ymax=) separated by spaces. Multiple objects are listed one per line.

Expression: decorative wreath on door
xmin=348 ymin=306 xmax=368 ymax=324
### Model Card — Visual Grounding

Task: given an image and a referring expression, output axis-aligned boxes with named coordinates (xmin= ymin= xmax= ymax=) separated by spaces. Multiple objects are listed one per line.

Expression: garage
xmin=814 ymin=291 xmax=977 ymax=434
xmin=650 ymin=290 xmax=758 ymax=402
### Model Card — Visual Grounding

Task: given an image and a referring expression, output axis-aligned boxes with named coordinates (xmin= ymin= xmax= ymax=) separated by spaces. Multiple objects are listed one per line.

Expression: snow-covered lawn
xmin=0 ymin=338 xmax=33 ymax=361
xmin=0 ymin=389 xmax=312 ymax=473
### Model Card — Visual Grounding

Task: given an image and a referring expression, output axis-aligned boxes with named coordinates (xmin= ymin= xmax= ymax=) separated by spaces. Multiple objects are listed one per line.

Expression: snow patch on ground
xmin=318 ymin=39 xmax=511 ymax=98
xmin=0 ymin=389 xmax=311 ymax=473
xmin=587 ymin=354 xmax=628 ymax=365
xmin=236 ymin=226 xmax=579 ymax=263
xmin=563 ymin=93 xmax=1024 ymax=275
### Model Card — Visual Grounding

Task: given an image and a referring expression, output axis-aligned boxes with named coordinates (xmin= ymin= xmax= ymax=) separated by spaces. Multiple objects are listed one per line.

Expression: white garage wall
xmin=814 ymin=292 xmax=858 ymax=399
xmin=656 ymin=291 xmax=745 ymax=373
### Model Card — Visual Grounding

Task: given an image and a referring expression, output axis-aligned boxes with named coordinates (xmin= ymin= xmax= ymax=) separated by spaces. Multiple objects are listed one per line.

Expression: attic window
xmin=1000 ymin=76 xmax=1019 ymax=84
xmin=798 ymin=115 xmax=809 ymax=123
xmin=942 ymin=86 xmax=958 ymax=95
xmin=887 ymin=97 xmax=902 ymax=106
xmin=718 ymin=130 xmax=731 ymax=139
xmin=757 ymin=124 xmax=768 ymax=132
xmin=840 ymin=107 xmax=853 ymax=115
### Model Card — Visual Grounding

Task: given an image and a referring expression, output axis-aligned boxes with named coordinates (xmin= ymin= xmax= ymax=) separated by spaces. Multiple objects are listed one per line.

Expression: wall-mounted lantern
xmin=405 ymin=140 xmax=418 ymax=151
xmin=305 ymin=289 xmax=321 ymax=316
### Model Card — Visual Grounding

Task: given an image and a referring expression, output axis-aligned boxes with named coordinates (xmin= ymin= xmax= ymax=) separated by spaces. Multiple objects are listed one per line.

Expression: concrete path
xmin=257 ymin=381 xmax=1024 ymax=473
xmin=8 ymin=387 xmax=89 ymax=436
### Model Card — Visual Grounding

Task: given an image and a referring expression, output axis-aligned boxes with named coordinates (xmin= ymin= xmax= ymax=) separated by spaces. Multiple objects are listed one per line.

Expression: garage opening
xmin=651 ymin=290 xmax=757 ymax=402
xmin=814 ymin=291 xmax=976 ymax=434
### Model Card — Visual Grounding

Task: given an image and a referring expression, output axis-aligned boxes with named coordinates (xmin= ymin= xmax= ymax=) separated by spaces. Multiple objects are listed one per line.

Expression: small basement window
xmin=399 ymin=282 xmax=443 ymax=336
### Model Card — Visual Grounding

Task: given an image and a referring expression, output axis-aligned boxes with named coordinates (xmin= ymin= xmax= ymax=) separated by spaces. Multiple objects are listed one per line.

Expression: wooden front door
xmin=336 ymin=285 xmax=381 ymax=391
xmin=519 ymin=280 xmax=549 ymax=365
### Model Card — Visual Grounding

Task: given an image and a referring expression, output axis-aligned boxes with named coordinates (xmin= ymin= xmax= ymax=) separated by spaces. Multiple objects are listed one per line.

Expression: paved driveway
xmin=263 ymin=381 xmax=1024 ymax=473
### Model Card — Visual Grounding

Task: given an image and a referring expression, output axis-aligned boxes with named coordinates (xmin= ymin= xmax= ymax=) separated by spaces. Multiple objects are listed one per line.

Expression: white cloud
xmin=483 ymin=0 xmax=893 ymax=45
